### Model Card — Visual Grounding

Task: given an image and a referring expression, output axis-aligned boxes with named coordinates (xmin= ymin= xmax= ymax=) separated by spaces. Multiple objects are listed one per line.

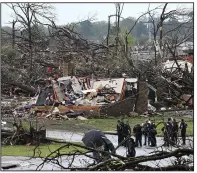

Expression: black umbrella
xmin=82 ymin=129 xmax=106 ymax=148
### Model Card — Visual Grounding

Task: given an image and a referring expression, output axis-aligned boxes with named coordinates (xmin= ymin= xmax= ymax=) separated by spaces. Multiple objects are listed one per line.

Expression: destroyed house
xmin=32 ymin=76 xmax=136 ymax=116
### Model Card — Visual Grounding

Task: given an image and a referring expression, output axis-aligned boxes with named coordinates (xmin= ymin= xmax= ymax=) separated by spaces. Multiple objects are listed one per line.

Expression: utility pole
xmin=147 ymin=4 xmax=152 ymax=43
xmin=115 ymin=4 xmax=121 ymax=56
xmin=148 ymin=16 xmax=152 ymax=43
xmin=12 ymin=20 xmax=16 ymax=49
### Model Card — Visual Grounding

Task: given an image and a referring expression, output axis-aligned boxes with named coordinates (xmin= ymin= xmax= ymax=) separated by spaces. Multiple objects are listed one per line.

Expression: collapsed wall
xmin=100 ymin=97 xmax=136 ymax=116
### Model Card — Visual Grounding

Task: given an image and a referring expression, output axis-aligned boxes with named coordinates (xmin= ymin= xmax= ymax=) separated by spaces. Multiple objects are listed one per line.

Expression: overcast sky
xmin=1 ymin=3 xmax=193 ymax=26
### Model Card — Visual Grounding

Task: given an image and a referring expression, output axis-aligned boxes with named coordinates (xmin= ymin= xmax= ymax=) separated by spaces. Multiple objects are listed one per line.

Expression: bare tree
xmin=6 ymin=3 xmax=55 ymax=74
xmin=147 ymin=4 xmax=193 ymax=107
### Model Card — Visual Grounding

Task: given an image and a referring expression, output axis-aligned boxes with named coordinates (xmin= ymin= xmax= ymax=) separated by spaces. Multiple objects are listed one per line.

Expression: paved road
xmin=2 ymin=130 xmax=193 ymax=170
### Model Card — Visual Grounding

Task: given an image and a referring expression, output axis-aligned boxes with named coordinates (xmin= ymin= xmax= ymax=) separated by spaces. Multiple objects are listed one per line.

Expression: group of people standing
xmin=132 ymin=120 xmax=157 ymax=147
xmin=162 ymin=118 xmax=187 ymax=146
xmin=117 ymin=118 xmax=188 ymax=149
xmin=117 ymin=119 xmax=157 ymax=148
xmin=141 ymin=120 xmax=157 ymax=147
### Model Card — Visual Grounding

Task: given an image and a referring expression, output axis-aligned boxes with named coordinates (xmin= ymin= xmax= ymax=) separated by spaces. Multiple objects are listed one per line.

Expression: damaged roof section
xmin=163 ymin=60 xmax=193 ymax=73
xmin=31 ymin=76 xmax=137 ymax=116
xmin=34 ymin=77 xmax=130 ymax=107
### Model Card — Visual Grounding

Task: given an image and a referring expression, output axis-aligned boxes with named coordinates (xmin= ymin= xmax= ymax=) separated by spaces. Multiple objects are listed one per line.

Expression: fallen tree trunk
xmin=1 ymin=121 xmax=48 ymax=146
xmin=7 ymin=82 xmax=36 ymax=95
xmin=133 ymin=164 xmax=193 ymax=171
xmin=118 ymin=148 xmax=193 ymax=170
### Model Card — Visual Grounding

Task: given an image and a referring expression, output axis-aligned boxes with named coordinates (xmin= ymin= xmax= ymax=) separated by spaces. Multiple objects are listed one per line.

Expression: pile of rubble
xmin=25 ymin=76 xmax=138 ymax=118
xmin=32 ymin=76 xmax=137 ymax=107
xmin=1 ymin=95 xmax=89 ymax=120
xmin=35 ymin=107 xmax=88 ymax=120
xmin=57 ymin=77 xmax=128 ymax=106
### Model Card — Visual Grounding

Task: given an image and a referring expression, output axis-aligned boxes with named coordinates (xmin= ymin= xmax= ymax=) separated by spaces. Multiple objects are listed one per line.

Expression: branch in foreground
xmin=34 ymin=138 xmax=193 ymax=171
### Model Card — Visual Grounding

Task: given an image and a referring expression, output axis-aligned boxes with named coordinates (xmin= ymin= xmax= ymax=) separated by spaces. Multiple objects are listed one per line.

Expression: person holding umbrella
xmin=82 ymin=129 xmax=115 ymax=163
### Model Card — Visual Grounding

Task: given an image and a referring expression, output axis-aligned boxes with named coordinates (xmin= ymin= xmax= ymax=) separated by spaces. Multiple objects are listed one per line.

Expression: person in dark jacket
xmin=162 ymin=118 xmax=173 ymax=146
xmin=119 ymin=119 xmax=125 ymax=144
xmin=133 ymin=124 xmax=142 ymax=147
xmin=147 ymin=121 xmax=152 ymax=146
xmin=142 ymin=120 xmax=150 ymax=146
xmin=122 ymin=120 xmax=131 ymax=146
xmin=172 ymin=118 xmax=179 ymax=145
xmin=149 ymin=122 xmax=157 ymax=147
xmin=180 ymin=119 xmax=187 ymax=145
xmin=117 ymin=120 xmax=124 ymax=145
xmin=126 ymin=137 xmax=136 ymax=157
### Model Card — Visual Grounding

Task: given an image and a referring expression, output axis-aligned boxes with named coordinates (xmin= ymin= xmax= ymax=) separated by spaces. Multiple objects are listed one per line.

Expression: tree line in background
xmin=2 ymin=10 xmax=193 ymax=45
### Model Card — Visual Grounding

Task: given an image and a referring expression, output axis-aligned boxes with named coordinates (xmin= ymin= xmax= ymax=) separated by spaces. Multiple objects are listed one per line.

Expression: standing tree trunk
xmin=135 ymin=75 xmax=148 ymax=114
xmin=107 ymin=16 xmax=110 ymax=46
xmin=27 ymin=3 xmax=33 ymax=77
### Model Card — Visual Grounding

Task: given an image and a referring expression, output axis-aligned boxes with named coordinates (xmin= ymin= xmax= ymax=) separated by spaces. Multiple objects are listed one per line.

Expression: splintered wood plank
xmin=32 ymin=105 xmax=101 ymax=112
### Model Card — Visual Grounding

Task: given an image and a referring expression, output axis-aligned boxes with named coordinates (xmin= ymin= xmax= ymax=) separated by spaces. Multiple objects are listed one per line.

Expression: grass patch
xmin=42 ymin=115 xmax=193 ymax=136
xmin=2 ymin=143 xmax=85 ymax=157
xmin=6 ymin=115 xmax=193 ymax=136
xmin=78 ymin=115 xmax=193 ymax=136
